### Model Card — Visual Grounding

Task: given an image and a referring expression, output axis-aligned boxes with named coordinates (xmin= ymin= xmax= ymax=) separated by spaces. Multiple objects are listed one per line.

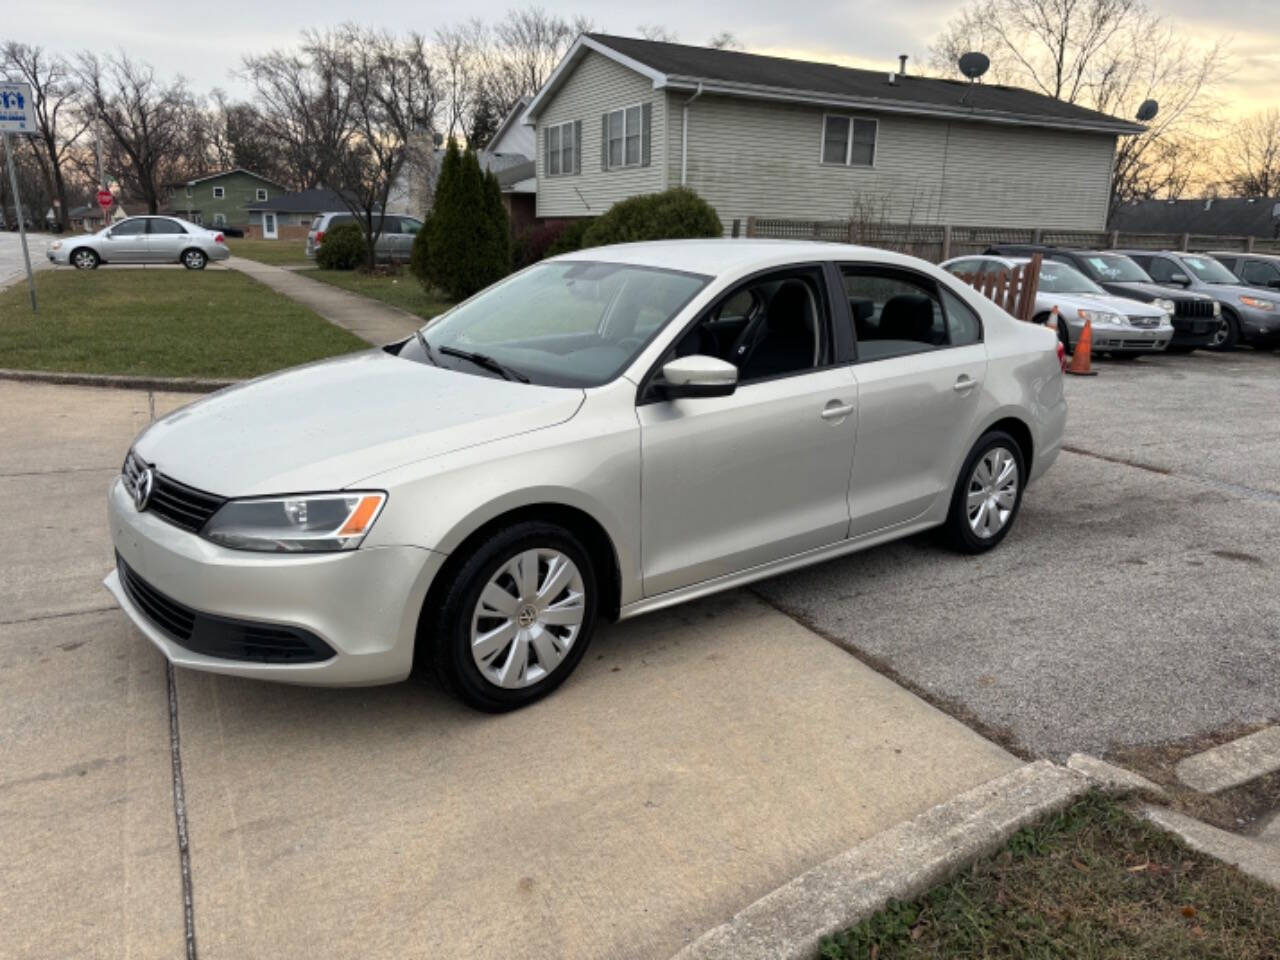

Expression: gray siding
xmin=666 ymin=93 xmax=1116 ymax=233
xmin=535 ymin=52 xmax=666 ymax=218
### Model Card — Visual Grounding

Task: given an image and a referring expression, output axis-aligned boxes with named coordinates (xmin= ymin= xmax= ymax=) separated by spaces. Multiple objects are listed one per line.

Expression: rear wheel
xmin=428 ymin=521 xmax=598 ymax=712
xmin=181 ymin=248 xmax=207 ymax=270
xmin=71 ymin=248 xmax=99 ymax=270
xmin=1208 ymin=311 xmax=1239 ymax=351
xmin=941 ymin=431 xmax=1026 ymax=554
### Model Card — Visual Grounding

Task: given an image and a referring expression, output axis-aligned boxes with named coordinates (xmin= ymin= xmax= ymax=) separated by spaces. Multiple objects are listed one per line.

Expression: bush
xmin=315 ymin=221 xmax=366 ymax=270
xmin=512 ymin=219 xmax=587 ymax=268
xmin=581 ymin=188 xmax=722 ymax=248
xmin=421 ymin=142 xmax=511 ymax=299
xmin=545 ymin=218 xmax=596 ymax=258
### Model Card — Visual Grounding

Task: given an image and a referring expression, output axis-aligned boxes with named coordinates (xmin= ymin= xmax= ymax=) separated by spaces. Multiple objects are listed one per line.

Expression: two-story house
xmin=167 ymin=168 xmax=292 ymax=230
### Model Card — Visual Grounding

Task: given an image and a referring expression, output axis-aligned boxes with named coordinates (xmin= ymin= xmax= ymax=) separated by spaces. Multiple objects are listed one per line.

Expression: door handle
xmin=953 ymin=375 xmax=979 ymax=392
xmin=820 ymin=400 xmax=855 ymax=420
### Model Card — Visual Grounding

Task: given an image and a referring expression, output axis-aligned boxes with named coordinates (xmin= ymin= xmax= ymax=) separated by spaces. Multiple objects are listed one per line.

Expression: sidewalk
xmin=226 ymin=256 xmax=421 ymax=345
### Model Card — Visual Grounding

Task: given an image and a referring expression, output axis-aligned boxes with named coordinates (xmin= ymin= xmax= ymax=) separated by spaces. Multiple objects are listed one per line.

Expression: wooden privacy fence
xmin=956 ymin=253 xmax=1042 ymax=322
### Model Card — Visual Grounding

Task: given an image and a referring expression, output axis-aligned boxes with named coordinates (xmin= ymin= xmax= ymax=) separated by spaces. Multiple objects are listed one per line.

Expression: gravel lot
xmin=758 ymin=349 xmax=1280 ymax=760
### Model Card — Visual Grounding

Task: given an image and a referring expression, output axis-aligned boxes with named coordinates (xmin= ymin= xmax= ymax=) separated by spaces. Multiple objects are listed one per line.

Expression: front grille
xmin=1173 ymin=298 xmax=1215 ymax=318
xmin=1127 ymin=315 xmax=1160 ymax=328
xmin=116 ymin=553 xmax=335 ymax=663
xmin=123 ymin=451 xmax=226 ymax=533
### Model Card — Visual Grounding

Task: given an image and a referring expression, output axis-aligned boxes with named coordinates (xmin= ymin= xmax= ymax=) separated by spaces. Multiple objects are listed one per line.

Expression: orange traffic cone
xmin=1065 ymin=318 xmax=1098 ymax=376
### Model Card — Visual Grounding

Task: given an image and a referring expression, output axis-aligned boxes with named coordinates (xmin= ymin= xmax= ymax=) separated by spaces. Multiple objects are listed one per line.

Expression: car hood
xmin=1102 ymin=280 xmax=1212 ymax=301
xmin=133 ymin=350 xmax=585 ymax=496
xmin=1041 ymin=291 xmax=1164 ymax=317
xmin=1202 ymin=283 xmax=1275 ymax=304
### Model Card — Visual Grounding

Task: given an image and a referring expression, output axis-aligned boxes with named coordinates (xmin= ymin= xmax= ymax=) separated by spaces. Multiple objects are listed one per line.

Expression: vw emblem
xmin=131 ymin=466 xmax=154 ymax=511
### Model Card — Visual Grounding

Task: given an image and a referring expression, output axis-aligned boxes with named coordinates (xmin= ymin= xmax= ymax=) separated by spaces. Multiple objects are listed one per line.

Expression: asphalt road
xmin=758 ymin=348 xmax=1280 ymax=760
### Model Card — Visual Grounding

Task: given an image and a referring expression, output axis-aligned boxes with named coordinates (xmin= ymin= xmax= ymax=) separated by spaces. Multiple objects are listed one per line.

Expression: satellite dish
xmin=1136 ymin=99 xmax=1159 ymax=122
xmin=958 ymin=52 xmax=990 ymax=81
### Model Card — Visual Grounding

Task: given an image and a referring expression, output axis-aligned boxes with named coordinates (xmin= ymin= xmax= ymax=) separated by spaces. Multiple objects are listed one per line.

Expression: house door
xmin=263 ymin=213 xmax=278 ymax=239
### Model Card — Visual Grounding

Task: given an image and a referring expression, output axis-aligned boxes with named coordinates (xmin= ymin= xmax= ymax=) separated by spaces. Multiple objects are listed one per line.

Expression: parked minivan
xmin=306 ymin=212 xmax=424 ymax=263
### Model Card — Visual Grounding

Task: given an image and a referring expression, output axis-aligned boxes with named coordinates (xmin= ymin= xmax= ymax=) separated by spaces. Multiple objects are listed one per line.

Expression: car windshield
xmin=1180 ymin=255 xmax=1239 ymax=284
xmin=1082 ymin=254 xmax=1152 ymax=283
xmin=405 ymin=260 xmax=710 ymax=388
xmin=1036 ymin=261 xmax=1105 ymax=294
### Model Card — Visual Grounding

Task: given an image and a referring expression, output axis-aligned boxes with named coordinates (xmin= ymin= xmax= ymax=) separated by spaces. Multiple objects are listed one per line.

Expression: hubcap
xmin=966 ymin=446 xmax=1019 ymax=539
xmin=74 ymin=251 xmax=93 ymax=268
xmin=470 ymin=549 xmax=586 ymax=689
xmin=1211 ymin=318 xmax=1229 ymax=347
xmin=186 ymin=251 xmax=203 ymax=267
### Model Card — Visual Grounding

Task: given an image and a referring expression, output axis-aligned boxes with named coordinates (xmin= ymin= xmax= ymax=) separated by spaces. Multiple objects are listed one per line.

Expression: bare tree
xmin=207 ymin=91 xmax=288 ymax=184
xmin=241 ymin=31 xmax=358 ymax=190
xmin=319 ymin=26 xmax=440 ymax=268
xmin=483 ymin=7 xmax=591 ymax=113
xmin=435 ymin=20 xmax=488 ymax=146
xmin=1218 ymin=109 xmax=1280 ymax=197
xmin=707 ymin=32 xmax=742 ymax=50
xmin=77 ymin=52 xmax=206 ymax=213
xmin=928 ymin=0 xmax=1228 ymax=215
xmin=2 ymin=42 xmax=91 ymax=230
xmin=638 ymin=25 xmax=679 ymax=42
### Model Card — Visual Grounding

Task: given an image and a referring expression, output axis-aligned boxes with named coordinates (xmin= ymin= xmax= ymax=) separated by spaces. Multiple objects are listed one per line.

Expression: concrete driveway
xmin=0 ymin=381 xmax=1019 ymax=959
xmin=760 ymin=350 xmax=1280 ymax=760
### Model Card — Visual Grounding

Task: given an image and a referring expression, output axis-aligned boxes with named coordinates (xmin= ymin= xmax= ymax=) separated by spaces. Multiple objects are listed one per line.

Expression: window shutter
xmin=574 ymin=120 xmax=583 ymax=174
xmin=601 ymin=114 xmax=609 ymax=170
xmin=641 ymin=102 xmax=652 ymax=167
xmin=544 ymin=126 xmax=550 ymax=174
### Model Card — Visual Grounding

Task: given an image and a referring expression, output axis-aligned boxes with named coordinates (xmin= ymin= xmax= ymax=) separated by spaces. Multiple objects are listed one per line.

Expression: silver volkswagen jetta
xmin=105 ymin=240 xmax=1066 ymax=711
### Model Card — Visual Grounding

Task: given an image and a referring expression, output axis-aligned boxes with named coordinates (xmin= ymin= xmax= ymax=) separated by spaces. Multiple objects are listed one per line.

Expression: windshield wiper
xmin=438 ymin=345 xmax=530 ymax=383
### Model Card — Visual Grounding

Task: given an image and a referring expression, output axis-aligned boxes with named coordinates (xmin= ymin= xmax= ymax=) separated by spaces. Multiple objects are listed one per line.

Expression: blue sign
xmin=0 ymin=82 xmax=35 ymax=133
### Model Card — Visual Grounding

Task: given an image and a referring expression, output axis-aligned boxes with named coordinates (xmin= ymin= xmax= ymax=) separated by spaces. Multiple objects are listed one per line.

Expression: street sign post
xmin=1 ymin=80 xmax=38 ymax=313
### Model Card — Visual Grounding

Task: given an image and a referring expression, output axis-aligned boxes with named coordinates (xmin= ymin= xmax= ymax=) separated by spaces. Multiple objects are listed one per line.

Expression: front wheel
xmin=941 ymin=431 xmax=1026 ymax=554
xmin=181 ymin=248 xmax=207 ymax=270
xmin=71 ymin=248 xmax=99 ymax=270
xmin=1208 ymin=311 xmax=1239 ymax=351
xmin=428 ymin=521 xmax=598 ymax=711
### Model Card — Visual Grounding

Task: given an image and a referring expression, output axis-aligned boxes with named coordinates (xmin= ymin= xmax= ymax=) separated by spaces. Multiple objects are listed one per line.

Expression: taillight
xmin=1056 ymin=342 xmax=1066 ymax=372
xmin=315 ymin=230 xmax=324 ymax=244
xmin=214 ymin=233 xmax=224 ymax=244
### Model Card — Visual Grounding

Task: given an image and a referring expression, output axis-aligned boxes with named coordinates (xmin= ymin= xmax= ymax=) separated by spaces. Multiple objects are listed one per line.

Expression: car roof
xmin=1206 ymin=250 xmax=1280 ymax=261
xmin=552 ymin=238 xmax=931 ymax=277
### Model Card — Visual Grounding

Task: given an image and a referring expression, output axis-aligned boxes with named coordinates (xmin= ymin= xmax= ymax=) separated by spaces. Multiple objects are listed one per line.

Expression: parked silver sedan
xmin=105 ymin=240 xmax=1066 ymax=711
xmin=47 ymin=215 xmax=230 ymax=270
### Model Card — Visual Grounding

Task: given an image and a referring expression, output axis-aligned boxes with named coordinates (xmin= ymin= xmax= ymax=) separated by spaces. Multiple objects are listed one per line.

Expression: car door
xmin=145 ymin=217 xmax=187 ymax=263
xmin=397 ymin=217 xmax=423 ymax=262
xmin=102 ymin=218 xmax=148 ymax=262
xmin=636 ymin=265 xmax=857 ymax=597
xmin=841 ymin=264 xmax=988 ymax=538
xmin=374 ymin=217 xmax=399 ymax=262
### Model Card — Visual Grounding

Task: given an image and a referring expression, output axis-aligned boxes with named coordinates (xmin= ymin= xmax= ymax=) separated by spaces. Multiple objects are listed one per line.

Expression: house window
xmin=256 ymin=188 xmax=268 ymax=201
xmin=545 ymin=121 xmax=578 ymax=176
xmin=821 ymin=115 xmax=877 ymax=167
xmin=212 ymin=186 xmax=225 ymax=199
xmin=213 ymin=213 xmax=226 ymax=226
xmin=605 ymin=105 xmax=645 ymax=169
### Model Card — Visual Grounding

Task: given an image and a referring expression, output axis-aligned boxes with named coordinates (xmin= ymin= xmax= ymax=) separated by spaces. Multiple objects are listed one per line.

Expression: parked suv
xmin=1119 ymin=250 xmax=1280 ymax=351
xmin=941 ymin=254 xmax=1171 ymax=357
xmin=306 ymin=212 xmax=423 ymax=263
xmin=987 ymin=245 xmax=1220 ymax=350
xmin=1209 ymin=251 xmax=1280 ymax=293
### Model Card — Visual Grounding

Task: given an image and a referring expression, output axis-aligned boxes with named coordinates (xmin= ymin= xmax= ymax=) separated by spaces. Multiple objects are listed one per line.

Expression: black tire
xmin=181 ymin=248 xmax=207 ymax=270
xmin=941 ymin=430 xmax=1027 ymax=554
xmin=70 ymin=247 xmax=99 ymax=270
xmin=1208 ymin=310 xmax=1239 ymax=351
xmin=427 ymin=521 xmax=599 ymax=712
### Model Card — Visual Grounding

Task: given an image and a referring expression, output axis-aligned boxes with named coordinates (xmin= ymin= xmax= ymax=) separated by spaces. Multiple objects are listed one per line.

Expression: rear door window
xmin=841 ymin=266 xmax=950 ymax=361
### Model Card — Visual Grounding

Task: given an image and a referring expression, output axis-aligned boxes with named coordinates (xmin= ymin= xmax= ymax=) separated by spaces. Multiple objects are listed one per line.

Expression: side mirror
xmin=659 ymin=355 xmax=738 ymax=399
xmin=1169 ymin=272 xmax=1191 ymax=286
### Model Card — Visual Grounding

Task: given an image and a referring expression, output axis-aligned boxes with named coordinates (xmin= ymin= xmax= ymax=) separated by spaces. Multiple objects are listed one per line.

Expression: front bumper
xmin=104 ymin=476 xmax=444 ymax=685
xmin=1073 ymin=320 xmax=1170 ymax=353
xmin=1236 ymin=306 xmax=1280 ymax=345
xmin=1170 ymin=313 xmax=1218 ymax=347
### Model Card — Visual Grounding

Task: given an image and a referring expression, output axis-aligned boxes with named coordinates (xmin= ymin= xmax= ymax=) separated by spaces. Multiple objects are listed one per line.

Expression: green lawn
xmin=305 ymin=268 xmax=454 ymax=322
xmin=0 ymin=269 xmax=367 ymax=378
xmin=226 ymin=237 xmax=312 ymax=266
xmin=820 ymin=792 xmax=1280 ymax=959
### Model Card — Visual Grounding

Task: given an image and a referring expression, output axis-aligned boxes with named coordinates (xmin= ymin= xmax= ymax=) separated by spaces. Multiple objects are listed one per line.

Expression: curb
xmin=1143 ymin=805 xmax=1280 ymax=889
xmin=670 ymin=761 xmax=1089 ymax=960
xmin=0 ymin=368 xmax=239 ymax=394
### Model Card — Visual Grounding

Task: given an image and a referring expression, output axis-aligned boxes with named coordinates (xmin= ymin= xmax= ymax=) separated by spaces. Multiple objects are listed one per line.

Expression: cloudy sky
xmin=10 ymin=0 xmax=1278 ymax=117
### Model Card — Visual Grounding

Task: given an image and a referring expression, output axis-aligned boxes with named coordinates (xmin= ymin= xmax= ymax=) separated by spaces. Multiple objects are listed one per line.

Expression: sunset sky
xmin=10 ymin=0 xmax=1278 ymax=120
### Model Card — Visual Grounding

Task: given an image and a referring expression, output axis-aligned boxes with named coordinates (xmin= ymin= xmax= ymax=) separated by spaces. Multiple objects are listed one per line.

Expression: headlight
xmin=1240 ymin=295 xmax=1275 ymax=311
xmin=49 ymin=240 xmax=63 ymax=251
xmin=202 ymin=492 xmax=386 ymax=552
xmin=1212 ymin=301 xmax=1221 ymax=317
xmin=1153 ymin=298 xmax=1176 ymax=313
xmin=1077 ymin=309 xmax=1121 ymax=326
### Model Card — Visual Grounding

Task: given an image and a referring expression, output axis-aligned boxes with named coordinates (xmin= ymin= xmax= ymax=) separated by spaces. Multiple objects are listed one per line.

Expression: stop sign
xmin=96 ymin=189 xmax=113 ymax=209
